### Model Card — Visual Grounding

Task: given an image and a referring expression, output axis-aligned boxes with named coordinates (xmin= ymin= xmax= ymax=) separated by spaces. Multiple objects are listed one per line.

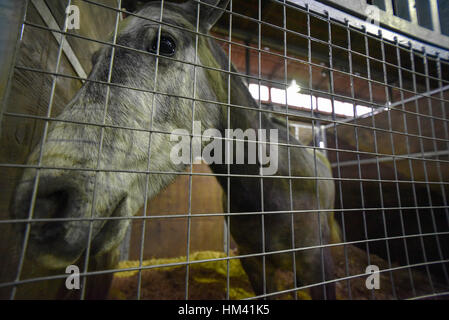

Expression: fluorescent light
xmin=287 ymin=80 xmax=301 ymax=93
xmin=271 ymin=87 xmax=286 ymax=104
xmin=249 ymin=83 xmax=269 ymax=101
xmin=250 ymin=82 xmax=376 ymax=118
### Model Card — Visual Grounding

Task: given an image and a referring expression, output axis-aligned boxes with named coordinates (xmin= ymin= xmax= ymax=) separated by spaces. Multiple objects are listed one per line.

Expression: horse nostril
xmin=30 ymin=190 xmax=70 ymax=242
xmin=34 ymin=221 xmax=64 ymax=242
xmin=34 ymin=190 xmax=70 ymax=220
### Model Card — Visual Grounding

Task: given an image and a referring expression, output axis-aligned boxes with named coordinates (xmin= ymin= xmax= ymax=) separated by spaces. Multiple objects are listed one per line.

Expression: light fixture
xmin=287 ymin=79 xmax=301 ymax=93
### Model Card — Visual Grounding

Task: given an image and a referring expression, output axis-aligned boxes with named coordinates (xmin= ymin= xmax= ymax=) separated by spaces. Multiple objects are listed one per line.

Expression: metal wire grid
xmin=0 ymin=0 xmax=448 ymax=300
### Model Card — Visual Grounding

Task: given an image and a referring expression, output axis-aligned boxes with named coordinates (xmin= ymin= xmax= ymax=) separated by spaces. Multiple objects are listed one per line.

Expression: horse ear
xmin=183 ymin=0 xmax=230 ymax=32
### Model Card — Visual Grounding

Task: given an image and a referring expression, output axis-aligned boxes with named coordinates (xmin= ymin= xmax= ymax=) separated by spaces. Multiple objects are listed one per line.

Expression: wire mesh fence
xmin=0 ymin=0 xmax=448 ymax=300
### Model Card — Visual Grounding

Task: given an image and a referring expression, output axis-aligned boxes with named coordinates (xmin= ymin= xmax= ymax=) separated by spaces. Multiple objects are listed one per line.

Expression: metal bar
xmin=331 ymin=150 xmax=449 ymax=168
xmin=82 ymin=0 xmax=449 ymax=93
xmin=11 ymin=0 xmax=72 ymax=300
xmin=294 ymin=0 xmax=449 ymax=53
xmin=15 ymin=57 xmax=449 ymax=132
xmin=0 ymin=0 xmax=27 ymax=136
xmin=1 ymin=0 xmax=448 ymax=301
xmin=422 ymin=48 xmax=449 ymax=286
xmin=4 ymin=204 xmax=449 ymax=225
xmin=80 ymin=0 xmax=122 ymax=300
xmin=4 ymin=162 xmax=449 ymax=185
xmin=336 ymin=18 xmax=352 ymax=300
xmin=346 ymin=20 xmax=374 ymax=300
xmin=184 ymin=0 xmax=203 ymax=300
xmin=408 ymin=0 xmax=419 ymax=25
xmin=436 ymin=55 xmax=449 ymax=229
xmin=323 ymin=83 xmax=449 ymax=130
xmin=0 ymin=0 xmax=28 ymax=299
xmin=11 ymin=25 xmax=449 ymax=120
xmin=7 ymin=95 xmax=449 ymax=147
xmin=2 ymin=241 xmax=448 ymax=291
xmin=363 ymin=25 xmax=396 ymax=299
xmin=84 ymin=0 xmax=449 ymax=65
xmin=23 ymin=2 xmax=449 ymax=100
xmin=319 ymin=9 xmax=332 ymax=300
xmin=246 ymin=258 xmax=449 ymax=300
xmin=136 ymin=0 xmax=164 ymax=301
xmin=400 ymin=40 xmax=435 ymax=296
xmin=257 ymin=0 xmax=267 ymax=298
xmin=283 ymin=0 xmax=298 ymax=301
xmin=429 ymin=0 xmax=442 ymax=34
xmin=409 ymin=291 xmax=449 ymax=300
xmin=385 ymin=0 xmax=394 ymax=15
xmin=387 ymin=84 xmax=449 ymax=109
xmin=225 ymin=0 xmax=233 ymax=301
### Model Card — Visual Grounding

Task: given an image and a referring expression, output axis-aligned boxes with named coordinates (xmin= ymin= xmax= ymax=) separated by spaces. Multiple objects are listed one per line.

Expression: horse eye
xmin=150 ymin=35 xmax=176 ymax=56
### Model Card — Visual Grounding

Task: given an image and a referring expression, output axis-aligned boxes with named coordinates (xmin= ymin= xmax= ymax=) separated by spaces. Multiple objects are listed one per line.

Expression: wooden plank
xmin=129 ymin=163 xmax=225 ymax=259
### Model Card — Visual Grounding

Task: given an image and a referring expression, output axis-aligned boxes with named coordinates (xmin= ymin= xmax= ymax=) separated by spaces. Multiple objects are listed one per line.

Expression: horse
xmin=11 ymin=0 xmax=340 ymax=299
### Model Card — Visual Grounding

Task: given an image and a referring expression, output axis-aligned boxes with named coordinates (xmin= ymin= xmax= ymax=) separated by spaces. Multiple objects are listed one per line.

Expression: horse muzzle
xmin=11 ymin=172 xmax=96 ymax=269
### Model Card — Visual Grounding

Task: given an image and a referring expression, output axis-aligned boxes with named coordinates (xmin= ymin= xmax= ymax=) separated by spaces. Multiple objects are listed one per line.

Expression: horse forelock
xmin=134 ymin=1 xmax=197 ymax=31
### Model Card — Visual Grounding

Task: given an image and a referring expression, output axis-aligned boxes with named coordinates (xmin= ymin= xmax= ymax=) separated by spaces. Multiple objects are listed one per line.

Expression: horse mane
xmin=201 ymin=35 xmax=264 ymax=129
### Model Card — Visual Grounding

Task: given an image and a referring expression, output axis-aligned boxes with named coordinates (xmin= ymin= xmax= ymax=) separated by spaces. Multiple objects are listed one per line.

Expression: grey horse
xmin=12 ymin=0 xmax=339 ymax=299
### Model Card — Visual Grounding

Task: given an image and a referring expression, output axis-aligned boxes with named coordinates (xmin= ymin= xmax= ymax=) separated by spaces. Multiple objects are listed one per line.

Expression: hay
xmin=109 ymin=251 xmax=254 ymax=300
xmin=108 ymin=248 xmax=448 ymax=300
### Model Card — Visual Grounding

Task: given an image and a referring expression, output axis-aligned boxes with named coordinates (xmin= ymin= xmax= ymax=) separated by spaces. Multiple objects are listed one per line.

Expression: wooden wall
xmin=128 ymin=162 xmax=225 ymax=260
